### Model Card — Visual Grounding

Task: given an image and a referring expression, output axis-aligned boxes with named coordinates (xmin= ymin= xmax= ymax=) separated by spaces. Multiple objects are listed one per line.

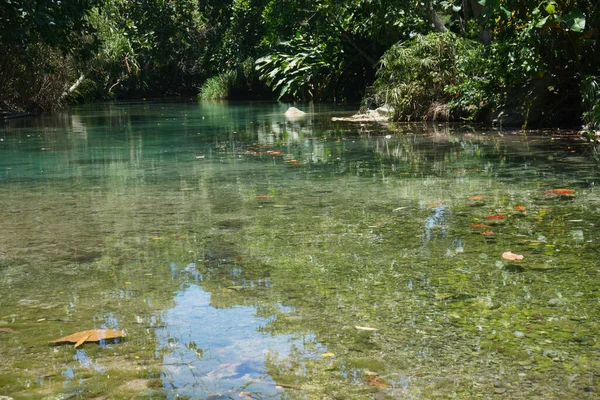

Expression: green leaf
xmin=535 ymin=16 xmax=549 ymax=28
xmin=478 ymin=0 xmax=499 ymax=7
xmin=545 ymin=4 xmax=555 ymax=14
xmin=562 ymin=9 xmax=586 ymax=32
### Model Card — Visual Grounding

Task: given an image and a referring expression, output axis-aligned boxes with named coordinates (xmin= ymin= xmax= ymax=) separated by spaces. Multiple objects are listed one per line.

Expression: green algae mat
xmin=0 ymin=101 xmax=599 ymax=399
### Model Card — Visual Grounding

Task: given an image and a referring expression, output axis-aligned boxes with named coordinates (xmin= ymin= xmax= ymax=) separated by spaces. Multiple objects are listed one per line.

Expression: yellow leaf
xmin=74 ymin=334 xmax=91 ymax=348
xmin=51 ymin=329 xmax=125 ymax=347
xmin=322 ymin=352 xmax=335 ymax=357
xmin=355 ymin=326 xmax=378 ymax=331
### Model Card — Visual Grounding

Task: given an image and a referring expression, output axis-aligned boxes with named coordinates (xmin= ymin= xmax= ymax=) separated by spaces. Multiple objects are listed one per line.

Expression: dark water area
xmin=0 ymin=100 xmax=599 ymax=399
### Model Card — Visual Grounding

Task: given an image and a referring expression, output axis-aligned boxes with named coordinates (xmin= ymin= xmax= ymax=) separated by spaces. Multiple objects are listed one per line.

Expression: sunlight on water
xmin=0 ymin=100 xmax=599 ymax=399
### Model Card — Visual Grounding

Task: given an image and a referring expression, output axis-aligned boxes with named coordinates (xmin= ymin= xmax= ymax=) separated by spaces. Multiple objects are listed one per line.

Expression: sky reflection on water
xmin=157 ymin=284 xmax=322 ymax=398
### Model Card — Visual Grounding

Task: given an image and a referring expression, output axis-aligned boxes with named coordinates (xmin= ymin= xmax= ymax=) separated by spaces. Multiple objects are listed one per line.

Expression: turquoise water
xmin=0 ymin=101 xmax=599 ymax=399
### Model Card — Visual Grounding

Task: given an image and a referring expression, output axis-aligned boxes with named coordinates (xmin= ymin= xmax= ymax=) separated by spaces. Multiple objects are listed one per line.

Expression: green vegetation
xmin=373 ymin=32 xmax=481 ymax=121
xmin=0 ymin=0 xmax=598 ymax=129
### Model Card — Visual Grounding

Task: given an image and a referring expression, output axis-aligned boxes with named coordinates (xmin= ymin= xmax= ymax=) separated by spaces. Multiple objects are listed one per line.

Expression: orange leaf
xmin=502 ymin=251 xmax=524 ymax=261
xmin=543 ymin=188 xmax=575 ymax=195
xmin=514 ymin=206 xmax=526 ymax=211
xmin=468 ymin=196 xmax=485 ymax=201
xmin=51 ymin=329 xmax=125 ymax=347
xmin=367 ymin=375 xmax=391 ymax=388
xmin=470 ymin=223 xmax=492 ymax=229
xmin=428 ymin=202 xmax=444 ymax=207
xmin=486 ymin=215 xmax=505 ymax=220
xmin=481 ymin=231 xmax=496 ymax=236
xmin=74 ymin=334 xmax=91 ymax=348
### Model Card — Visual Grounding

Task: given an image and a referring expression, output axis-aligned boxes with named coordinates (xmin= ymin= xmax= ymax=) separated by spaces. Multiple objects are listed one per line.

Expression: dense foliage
xmin=0 ymin=0 xmax=598 ymax=129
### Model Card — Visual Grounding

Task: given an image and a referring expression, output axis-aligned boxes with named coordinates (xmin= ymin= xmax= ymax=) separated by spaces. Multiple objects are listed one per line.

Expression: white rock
xmin=284 ymin=107 xmax=306 ymax=118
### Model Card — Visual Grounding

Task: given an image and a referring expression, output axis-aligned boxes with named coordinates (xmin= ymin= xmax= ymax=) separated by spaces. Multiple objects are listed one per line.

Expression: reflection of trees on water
xmin=2 ymin=103 xmax=599 ymax=398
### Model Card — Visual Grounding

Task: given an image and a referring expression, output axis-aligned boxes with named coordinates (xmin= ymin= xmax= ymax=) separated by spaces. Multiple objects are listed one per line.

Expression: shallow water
xmin=1 ymin=101 xmax=599 ymax=399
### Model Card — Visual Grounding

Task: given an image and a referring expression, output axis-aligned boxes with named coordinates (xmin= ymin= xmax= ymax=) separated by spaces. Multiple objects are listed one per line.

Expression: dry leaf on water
xmin=481 ymin=231 xmax=496 ymax=236
xmin=367 ymin=375 xmax=391 ymax=388
xmin=514 ymin=205 xmax=526 ymax=211
xmin=502 ymin=252 xmax=524 ymax=261
xmin=468 ymin=196 xmax=485 ymax=201
xmin=470 ymin=223 xmax=492 ymax=229
xmin=51 ymin=329 xmax=125 ymax=348
xmin=486 ymin=215 xmax=505 ymax=220
xmin=543 ymin=188 xmax=575 ymax=195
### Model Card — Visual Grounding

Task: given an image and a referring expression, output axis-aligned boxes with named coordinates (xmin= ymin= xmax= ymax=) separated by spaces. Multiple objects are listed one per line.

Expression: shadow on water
xmin=0 ymin=100 xmax=599 ymax=398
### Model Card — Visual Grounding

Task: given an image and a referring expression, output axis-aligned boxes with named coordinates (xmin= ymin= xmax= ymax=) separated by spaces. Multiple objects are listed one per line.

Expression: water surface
xmin=1 ymin=101 xmax=599 ymax=399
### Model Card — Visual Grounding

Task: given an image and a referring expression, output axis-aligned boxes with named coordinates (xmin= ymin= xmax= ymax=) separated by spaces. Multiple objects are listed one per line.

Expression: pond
xmin=0 ymin=101 xmax=599 ymax=399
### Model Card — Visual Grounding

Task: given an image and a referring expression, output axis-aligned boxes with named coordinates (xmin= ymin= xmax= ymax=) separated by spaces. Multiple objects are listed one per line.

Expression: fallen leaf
xmin=428 ymin=202 xmax=444 ymax=207
xmin=514 ymin=206 xmax=526 ymax=211
xmin=481 ymin=231 xmax=496 ymax=236
xmin=486 ymin=215 xmax=505 ymax=220
xmin=321 ymin=352 xmax=335 ymax=357
xmin=51 ymin=329 xmax=125 ymax=348
xmin=502 ymin=251 xmax=524 ymax=261
xmin=0 ymin=328 xmax=14 ymax=333
xmin=355 ymin=326 xmax=378 ymax=331
xmin=468 ymin=196 xmax=485 ymax=201
xmin=470 ymin=223 xmax=492 ymax=229
xmin=543 ymin=188 xmax=575 ymax=195
xmin=74 ymin=333 xmax=91 ymax=348
xmin=367 ymin=375 xmax=391 ymax=388
xmin=255 ymin=195 xmax=272 ymax=199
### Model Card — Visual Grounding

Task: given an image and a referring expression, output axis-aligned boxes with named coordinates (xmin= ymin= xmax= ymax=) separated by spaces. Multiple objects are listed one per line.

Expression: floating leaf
xmin=428 ymin=201 xmax=444 ymax=207
xmin=255 ymin=195 xmax=273 ymax=199
xmin=481 ymin=231 xmax=496 ymax=236
xmin=514 ymin=206 xmax=526 ymax=211
xmin=355 ymin=326 xmax=378 ymax=331
xmin=543 ymin=188 xmax=575 ymax=195
xmin=51 ymin=329 xmax=125 ymax=348
xmin=470 ymin=223 xmax=492 ymax=229
xmin=0 ymin=328 xmax=14 ymax=333
xmin=486 ymin=215 xmax=505 ymax=220
xmin=502 ymin=251 xmax=524 ymax=261
xmin=321 ymin=352 xmax=335 ymax=357
xmin=468 ymin=196 xmax=485 ymax=201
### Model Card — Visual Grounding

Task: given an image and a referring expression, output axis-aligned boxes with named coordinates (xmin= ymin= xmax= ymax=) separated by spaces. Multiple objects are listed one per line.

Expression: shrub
xmin=0 ymin=44 xmax=74 ymax=112
xmin=373 ymin=32 xmax=480 ymax=121
xmin=581 ymin=76 xmax=600 ymax=141
xmin=199 ymin=70 xmax=240 ymax=100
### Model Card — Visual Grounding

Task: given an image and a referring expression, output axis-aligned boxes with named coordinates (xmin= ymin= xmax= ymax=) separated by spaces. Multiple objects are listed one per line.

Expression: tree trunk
xmin=61 ymin=73 xmax=85 ymax=100
xmin=428 ymin=3 xmax=448 ymax=33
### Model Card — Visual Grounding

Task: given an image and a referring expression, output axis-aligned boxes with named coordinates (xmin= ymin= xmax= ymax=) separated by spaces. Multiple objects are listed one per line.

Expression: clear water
xmin=1 ymin=101 xmax=599 ymax=399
